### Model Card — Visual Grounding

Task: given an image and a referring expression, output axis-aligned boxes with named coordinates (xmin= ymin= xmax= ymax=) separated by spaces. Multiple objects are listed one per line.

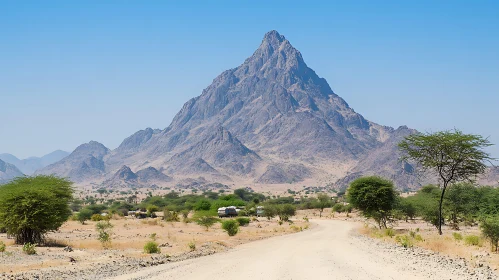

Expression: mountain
xmin=102 ymin=165 xmax=172 ymax=188
xmin=0 ymin=150 xmax=69 ymax=175
xmin=0 ymin=159 xmax=24 ymax=184
xmin=37 ymin=141 xmax=109 ymax=183
xmin=40 ymin=30 xmax=422 ymax=189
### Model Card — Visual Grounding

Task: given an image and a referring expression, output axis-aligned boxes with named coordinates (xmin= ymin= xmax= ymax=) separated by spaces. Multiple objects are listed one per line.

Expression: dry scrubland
xmin=359 ymin=219 xmax=499 ymax=271
xmin=0 ymin=212 xmax=310 ymax=278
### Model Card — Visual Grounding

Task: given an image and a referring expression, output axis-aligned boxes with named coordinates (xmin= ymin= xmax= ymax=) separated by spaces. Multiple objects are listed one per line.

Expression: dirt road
xmin=109 ymin=220 xmax=496 ymax=280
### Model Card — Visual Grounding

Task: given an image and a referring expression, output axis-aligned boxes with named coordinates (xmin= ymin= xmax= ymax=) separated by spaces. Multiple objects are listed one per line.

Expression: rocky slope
xmin=0 ymin=150 xmax=69 ymax=175
xmin=38 ymin=30 xmax=424 ymax=189
xmin=37 ymin=141 xmax=109 ymax=183
xmin=0 ymin=159 xmax=24 ymax=184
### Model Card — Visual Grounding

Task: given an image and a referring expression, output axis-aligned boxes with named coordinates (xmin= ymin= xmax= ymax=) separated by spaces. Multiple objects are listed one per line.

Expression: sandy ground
xmin=109 ymin=219 xmax=498 ymax=280
xmin=0 ymin=216 xmax=309 ymax=279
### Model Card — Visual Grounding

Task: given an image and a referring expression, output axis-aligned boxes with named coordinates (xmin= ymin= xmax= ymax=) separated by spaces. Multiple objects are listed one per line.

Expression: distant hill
xmin=36 ymin=141 xmax=109 ymax=183
xmin=0 ymin=150 xmax=69 ymax=175
xmin=0 ymin=159 xmax=24 ymax=184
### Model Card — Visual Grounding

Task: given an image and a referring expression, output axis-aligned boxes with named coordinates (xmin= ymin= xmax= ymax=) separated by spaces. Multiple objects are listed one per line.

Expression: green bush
xmin=395 ymin=235 xmax=413 ymax=248
xmin=196 ymin=216 xmax=218 ymax=231
xmin=332 ymin=204 xmax=344 ymax=213
xmin=222 ymin=220 xmax=239 ymax=236
xmin=22 ymin=243 xmax=36 ymax=255
xmin=91 ymin=214 xmax=108 ymax=221
xmin=480 ymin=217 xmax=499 ymax=252
xmin=414 ymin=234 xmax=424 ymax=242
xmin=0 ymin=241 xmax=5 ymax=253
xmin=76 ymin=209 xmax=94 ymax=224
xmin=464 ymin=235 xmax=482 ymax=246
xmin=452 ymin=232 xmax=463 ymax=241
xmin=236 ymin=217 xmax=250 ymax=226
xmin=194 ymin=200 xmax=212 ymax=211
xmin=96 ymin=221 xmax=113 ymax=249
xmin=164 ymin=210 xmax=180 ymax=222
xmin=384 ymin=228 xmax=395 ymax=238
xmin=143 ymin=241 xmax=161 ymax=254
xmin=188 ymin=240 xmax=196 ymax=251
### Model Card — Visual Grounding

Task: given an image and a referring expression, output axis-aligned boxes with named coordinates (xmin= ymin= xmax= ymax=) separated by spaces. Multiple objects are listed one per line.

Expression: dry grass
xmin=0 ymin=214 xmax=309 ymax=274
xmin=359 ymin=220 xmax=499 ymax=269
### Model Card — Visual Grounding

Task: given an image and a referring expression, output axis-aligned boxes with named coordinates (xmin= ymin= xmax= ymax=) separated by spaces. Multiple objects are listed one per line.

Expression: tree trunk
xmin=438 ymin=183 xmax=448 ymax=235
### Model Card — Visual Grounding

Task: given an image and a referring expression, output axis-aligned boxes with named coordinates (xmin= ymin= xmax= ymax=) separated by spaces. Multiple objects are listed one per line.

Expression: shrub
xmin=222 ymin=220 xmax=239 ymax=236
xmin=194 ymin=200 xmax=212 ymax=211
xmin=414 ymin=234 xmax=424 ymax=242
xmin=452 ymin=232 xmax=463 ymax=241
xmin=464 ymin=235 xmax=482 ymax=246
xmin=196 ymin=216 xmax=218 ymax=231
xmin=76 ymin=209 xmax=93 ymax=224
xmin=332 ymin=204 xmax=344 ymax=213
xmin=91 ymin=214 xmax=107 ymax=222
xmin=96 ymin=221 xmax=113 ymax=249
xmin=181 ymin=210 xmax=190 ymax=220
xmin=188 ymin=240 xmax=196 ymax=251
xmin=409 ymin=231 xmax=416 ymax=238
xmin=384 ymin=228 xmax=395 ymax=238
xmin=144 ymin=241 xmax=161 ymax=254
xmin=0 ymin=241 xmax=5 ymax=254
xmin=164 ymin=210 xmax=180 ymax=222
xmin=480 ymin=217 xmax=499 ymax=252
xmin=236 ymin=217 xmax=250 ymax=226
xmin=263 ymin=205 xmax=277 ymax=220
xmin=395 ymin=235 xmax=413 ymax=248
xmin=22 ymin=243 xmax=36 ymax=255
xmin=146 ymin=205 xmax=160 ymax=214
xmin=277 ymin=204 xmax=296 ymax=221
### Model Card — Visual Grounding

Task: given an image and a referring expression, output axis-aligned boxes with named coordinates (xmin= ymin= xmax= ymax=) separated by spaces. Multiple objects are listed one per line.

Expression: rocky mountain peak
xmin=114 ymin=165 xmax=137 ymax=181
xmin=74 ymin=141 xmax=109 ymax=160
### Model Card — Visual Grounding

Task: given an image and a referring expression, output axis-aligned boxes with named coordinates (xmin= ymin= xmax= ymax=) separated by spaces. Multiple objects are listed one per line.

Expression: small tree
xmin=196 ymin=216 xmax=218 ymax=231
xmin=277 ymin=204 xmax=296 ymax=221
xmin=399 ymin=129 xmax=493 ymax=235
xmin=96 ymin=221 xmax=113 ymax=249
xmin=480 ymin=217 xmax=499 ymax=252
xmin=0 ymin=176 xmax=73 ymax=244
xmin=347 ymin=176 xmax=397 ymax=229
xmin=221 ymin=220 xmax=239 ymax=236
xmin=315 ymin=193 xmax=333 ymax=217
xmin=263 ymin=204 xmax=277 ymax=220
xmin=76 ymin=208 xmax=93 ymax=225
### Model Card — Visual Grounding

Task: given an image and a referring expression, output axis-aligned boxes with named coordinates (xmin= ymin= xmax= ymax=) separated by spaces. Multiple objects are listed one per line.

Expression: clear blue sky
xmin=1 ymin=0 xmax=498 ymax=159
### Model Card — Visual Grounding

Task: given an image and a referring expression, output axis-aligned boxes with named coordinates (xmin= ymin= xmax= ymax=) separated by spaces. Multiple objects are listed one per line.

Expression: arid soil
xmin=109 ymin=220 xmax=497 ymax=280
xmin=0 ymin=216 xmax=309 ymax=279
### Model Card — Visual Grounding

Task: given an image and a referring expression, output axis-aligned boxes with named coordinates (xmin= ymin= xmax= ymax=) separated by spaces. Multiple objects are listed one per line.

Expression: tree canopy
xmin=0 ymin=175 xmax=74 ymax=244
xmin=347 ymin=176 xmax=397 ymax=228
xmin=399 ymin=129 xmax=493 ymax=234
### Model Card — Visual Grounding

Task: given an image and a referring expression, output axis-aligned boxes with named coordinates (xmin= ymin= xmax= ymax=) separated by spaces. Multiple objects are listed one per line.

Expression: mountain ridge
xmin=38 ymin=30 xmax=424 ymax=189
xmin=0 ymin=150 xmax=69 ymax=175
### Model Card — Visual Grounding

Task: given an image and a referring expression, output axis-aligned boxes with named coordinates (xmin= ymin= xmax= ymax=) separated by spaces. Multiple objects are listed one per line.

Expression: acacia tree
xmin=315 ymin=193 xmax=333 ymax=217
xmin=347 ymin=176 xmax=397 ymax=229
xmin=0 ymin=175 xmax=74 ymax=244
xmin=399 ymin=129 xmax=493 ymax=235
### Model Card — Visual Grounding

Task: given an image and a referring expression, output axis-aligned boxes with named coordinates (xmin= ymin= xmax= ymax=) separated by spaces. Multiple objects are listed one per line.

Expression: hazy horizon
xmin=2 ymin=1 xmax=498 ymax=159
